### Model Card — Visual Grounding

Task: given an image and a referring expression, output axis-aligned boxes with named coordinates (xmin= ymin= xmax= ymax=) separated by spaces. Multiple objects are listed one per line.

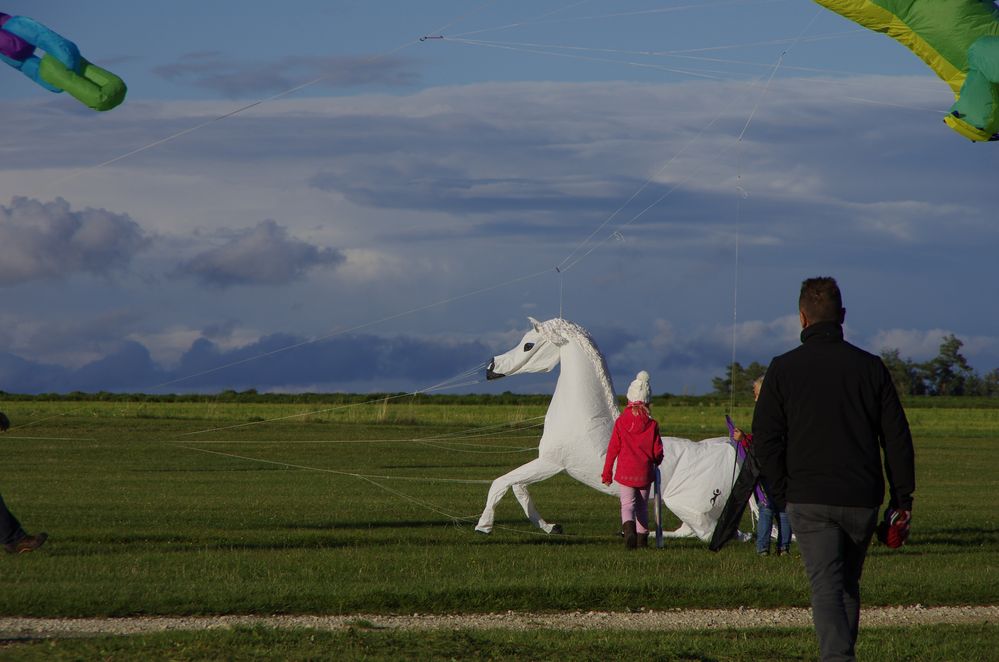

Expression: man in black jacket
xmin=753 ymin=277 xmax=915 ymax=662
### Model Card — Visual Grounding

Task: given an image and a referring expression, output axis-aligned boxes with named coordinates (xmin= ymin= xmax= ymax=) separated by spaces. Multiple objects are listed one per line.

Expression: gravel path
xmin=0 ymin=605 xmax=995 ymax=639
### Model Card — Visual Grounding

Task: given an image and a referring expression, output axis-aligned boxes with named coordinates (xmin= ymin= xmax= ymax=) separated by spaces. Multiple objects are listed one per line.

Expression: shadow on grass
xmin=513 ymin=535 xmax=602 ymax=547
xmin=131 ymin=466 xmax=297 ymax=473
xmin=42 ymin=533 xmax=359 ymax=554
xmin=865 ymin=527 xmax=999 ymax=553
xmin=379 ymin=463 xmax=512 ymax=469
xmin=281 ymin=519 xmax=475 ymax=531
xmin=916 ymin=526 xmax=998 ymax=546
xmin=46 ymin=521 xmax=591 ymax=554
xmin=286 ymin=517 xmax=613 ymax=545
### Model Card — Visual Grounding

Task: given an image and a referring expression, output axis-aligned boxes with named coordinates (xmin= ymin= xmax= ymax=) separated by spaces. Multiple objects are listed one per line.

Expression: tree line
xmin=713 ymin=334 xmax=999 ymax=399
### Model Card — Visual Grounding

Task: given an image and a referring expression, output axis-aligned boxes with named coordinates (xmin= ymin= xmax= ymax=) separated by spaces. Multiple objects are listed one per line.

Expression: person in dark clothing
xmin=0 ymin=411 xmax=48 ymax=554
xmin=1 ymin=495 xmax=47 ymax=554
xmin=752 ymin=277 xmax=915 ymax=662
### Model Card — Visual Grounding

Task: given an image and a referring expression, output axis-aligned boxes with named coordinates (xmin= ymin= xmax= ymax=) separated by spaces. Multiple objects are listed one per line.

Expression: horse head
xmin=486 ymin=317 xmax=565 ymax=380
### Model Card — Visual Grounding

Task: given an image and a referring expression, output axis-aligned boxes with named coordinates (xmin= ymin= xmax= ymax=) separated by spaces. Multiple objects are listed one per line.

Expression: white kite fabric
xmin=657 ymin=436 xmax=738 ymax=540
xmin=475 ymin=317 xmax=740 ymax=542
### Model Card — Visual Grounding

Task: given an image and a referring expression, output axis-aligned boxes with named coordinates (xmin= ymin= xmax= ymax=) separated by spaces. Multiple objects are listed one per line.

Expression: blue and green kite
xmin=1 ymin=12 xmax=126 ymax=111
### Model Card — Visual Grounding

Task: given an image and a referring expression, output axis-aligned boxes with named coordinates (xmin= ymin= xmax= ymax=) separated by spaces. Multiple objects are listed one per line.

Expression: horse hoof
xmin=549 ymin=524 xmax=563 ymax=535
xmin=474 ymin=527 xmax=491 ymax=535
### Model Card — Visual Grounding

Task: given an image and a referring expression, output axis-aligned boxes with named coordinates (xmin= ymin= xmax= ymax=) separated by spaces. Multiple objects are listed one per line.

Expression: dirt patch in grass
xmin=0 ymin=605 xmax=995 ymax=639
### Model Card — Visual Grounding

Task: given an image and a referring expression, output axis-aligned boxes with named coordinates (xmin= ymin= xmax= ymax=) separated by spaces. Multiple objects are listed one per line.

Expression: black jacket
xmin=752 ymin=321 xmax=915 ymax=511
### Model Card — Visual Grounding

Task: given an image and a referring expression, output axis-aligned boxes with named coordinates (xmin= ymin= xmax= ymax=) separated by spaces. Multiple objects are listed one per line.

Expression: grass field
xmin=0 ymin=398 xmax=996 ymax=659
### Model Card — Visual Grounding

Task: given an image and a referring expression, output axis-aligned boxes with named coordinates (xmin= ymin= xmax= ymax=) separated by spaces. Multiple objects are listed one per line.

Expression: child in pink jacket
xmin=602 ymin=371 xmax=664 ymax=549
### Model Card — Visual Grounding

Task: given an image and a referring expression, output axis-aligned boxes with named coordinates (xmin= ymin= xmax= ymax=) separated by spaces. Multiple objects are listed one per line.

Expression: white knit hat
xmin=626 ymin=370 xmax=651 ymax=403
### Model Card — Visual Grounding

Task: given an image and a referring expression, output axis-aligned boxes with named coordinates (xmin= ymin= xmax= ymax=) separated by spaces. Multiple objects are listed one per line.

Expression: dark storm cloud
xmin=0 ymin=351 xmax=67 ymax=394
xmin=167 ymin=332 xmax=491 ymax=392
xmin=174 ymin=220 xmax=345 ymax=287
xmin=0 ymin=197 xmax=150 ymax=286
xmin=0 ymin=342 xmax=163 ymax=393
xmin=152 ymin=51 xmax=418 ymax=97
xmin=1 ymin=317 xmax=996 ymax=395
xmin=0 ymin=331 xmax=492 ymax=394
xmin=67 ymin=341 xmax=165 ymax=391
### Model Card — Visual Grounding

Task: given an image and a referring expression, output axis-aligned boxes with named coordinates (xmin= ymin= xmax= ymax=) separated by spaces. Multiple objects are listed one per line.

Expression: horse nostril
xmin=486 ymin=359 xmax=504 ymax=380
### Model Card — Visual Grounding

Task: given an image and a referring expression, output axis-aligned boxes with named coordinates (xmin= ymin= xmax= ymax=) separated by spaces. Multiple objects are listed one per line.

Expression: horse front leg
xmin=475 ymin=458 xmax=563 ymax=534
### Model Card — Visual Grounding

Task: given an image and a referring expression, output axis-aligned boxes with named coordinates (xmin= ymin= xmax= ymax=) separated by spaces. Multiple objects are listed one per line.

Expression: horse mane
xmin=536 ymin=318 xmax=618 ymax=417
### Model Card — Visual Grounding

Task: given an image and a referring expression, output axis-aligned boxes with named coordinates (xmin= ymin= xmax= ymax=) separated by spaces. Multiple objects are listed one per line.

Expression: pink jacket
xmin=601 ymin=406 xmax=664 ymax=488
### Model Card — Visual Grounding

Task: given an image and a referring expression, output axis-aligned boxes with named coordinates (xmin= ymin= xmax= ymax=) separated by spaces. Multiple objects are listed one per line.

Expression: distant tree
xmin=923 ymin=334 xmax=974 ymax=396
xmin=880 ymin=349 xmax=924 ymax=396
xmin=980 ymin=368 xmax=999 ymax=397
xmin=711 ymin=361 xmax=768 ymax=399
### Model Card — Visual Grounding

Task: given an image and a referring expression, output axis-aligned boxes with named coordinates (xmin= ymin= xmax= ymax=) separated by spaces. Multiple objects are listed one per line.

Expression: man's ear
xmin=838 ymin=307 xmax=846 ymax=325
xmin=799 ymin=310 xmax=808 ymax=329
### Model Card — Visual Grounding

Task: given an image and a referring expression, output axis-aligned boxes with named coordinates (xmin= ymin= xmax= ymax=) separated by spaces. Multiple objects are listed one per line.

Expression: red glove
xmin=876 ymin=508 xmax=911 ymax=548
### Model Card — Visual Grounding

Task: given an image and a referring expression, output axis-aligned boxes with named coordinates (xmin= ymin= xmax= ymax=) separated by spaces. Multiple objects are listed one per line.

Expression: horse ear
xmin=528 ymin=316 xmax=541 ymax=330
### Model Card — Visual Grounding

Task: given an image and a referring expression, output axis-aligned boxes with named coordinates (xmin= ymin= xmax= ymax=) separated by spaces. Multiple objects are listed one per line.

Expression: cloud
xmin=0 ymin=310 xmax=146 ymax=370
xmin=67 ymin=341 xmax=165 ymax=392
xmin=586 ymin=315 xmax=802 ymax=393
xmin=0 ymin=197 xmax=150 ymax=286
xmin=0 ymin=329 xmax=492 ymax=394
xmin=869 ymin=328 xmax=955 ymax=360
xmin=310 ymin=161 xmax=634 ymax=217
xmin=152 ymin=51 xmax=419 ymax=97
xmin=0 ymin=351 xmax=68 ymax=394
xmin=869 ymin=328 xmax=999 ymax=364
xmin=2 ymin=76 xmax=997 ymax=396
xmin=336 ymin=249 xmax=407 ymax=282
xmin=1 ymin=310 xmax=997 ymax=395
xmin=165 ymin=331 xmax=492 ymax=391
xmin=174 ymin=220 xmax=345 ymax=287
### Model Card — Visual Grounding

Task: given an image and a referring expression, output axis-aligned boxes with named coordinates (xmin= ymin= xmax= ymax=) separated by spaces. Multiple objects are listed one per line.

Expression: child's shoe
xmin=637 ymin=531 xmax=649 ymax=548
xmin=623 ymin=521 xmax=637 ymax=549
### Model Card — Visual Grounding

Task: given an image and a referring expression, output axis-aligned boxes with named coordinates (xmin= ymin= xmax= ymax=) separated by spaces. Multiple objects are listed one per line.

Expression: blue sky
xmin=2 ymin=1 xmax=997 ymax=396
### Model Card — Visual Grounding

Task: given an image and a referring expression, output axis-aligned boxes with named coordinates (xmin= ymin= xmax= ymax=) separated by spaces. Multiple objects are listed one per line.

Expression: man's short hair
xmin=799 ymin=277 xmax=843 ymax=322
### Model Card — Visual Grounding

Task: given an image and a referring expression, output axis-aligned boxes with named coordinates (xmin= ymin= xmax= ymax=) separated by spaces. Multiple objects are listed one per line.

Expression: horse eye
xmin=523 ymin=343 xmax=535 ymax=352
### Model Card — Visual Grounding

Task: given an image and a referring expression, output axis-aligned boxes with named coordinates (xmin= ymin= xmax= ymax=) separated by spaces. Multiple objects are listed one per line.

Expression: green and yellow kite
xmin=814 ymin=0 xmax=999 ymax=142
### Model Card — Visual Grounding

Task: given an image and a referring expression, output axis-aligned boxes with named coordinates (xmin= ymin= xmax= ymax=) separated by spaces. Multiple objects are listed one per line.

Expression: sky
xmin=1 ymin=0 xmax=997 ymax=397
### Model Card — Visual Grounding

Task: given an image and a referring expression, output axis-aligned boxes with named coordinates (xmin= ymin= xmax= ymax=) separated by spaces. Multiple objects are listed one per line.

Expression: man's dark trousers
xmin=788 ymin=503 xmax=878 ymax=662
xmin=0 ymin=493 xmax=25 ymax=545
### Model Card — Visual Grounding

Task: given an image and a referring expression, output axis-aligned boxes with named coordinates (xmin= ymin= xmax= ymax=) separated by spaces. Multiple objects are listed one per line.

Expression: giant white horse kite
xmin=475 ymin=317 xmax=741 ymax=541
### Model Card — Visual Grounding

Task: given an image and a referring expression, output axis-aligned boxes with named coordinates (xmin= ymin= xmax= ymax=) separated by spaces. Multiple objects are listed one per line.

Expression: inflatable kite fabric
xmin=0 ymin=13 xmax=126 ymax=111
xmin=814 ymin=0 xmax=999 ymax=142
xmin=475 ymin=317 xmax=746 ymax=543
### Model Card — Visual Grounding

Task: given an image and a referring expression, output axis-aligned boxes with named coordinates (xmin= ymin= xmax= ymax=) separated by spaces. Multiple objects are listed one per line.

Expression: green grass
xmin=2 ymin=624 xmax=997 ymax=661
xmin=1 ymin=400 xmax=995 ymax=618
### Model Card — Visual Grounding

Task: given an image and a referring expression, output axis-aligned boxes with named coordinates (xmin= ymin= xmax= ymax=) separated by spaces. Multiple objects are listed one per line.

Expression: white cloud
xmin=335 ymin=249 xmax=406 ymax=283
xmin=869 ymin=328 xmax=999 ymax=365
